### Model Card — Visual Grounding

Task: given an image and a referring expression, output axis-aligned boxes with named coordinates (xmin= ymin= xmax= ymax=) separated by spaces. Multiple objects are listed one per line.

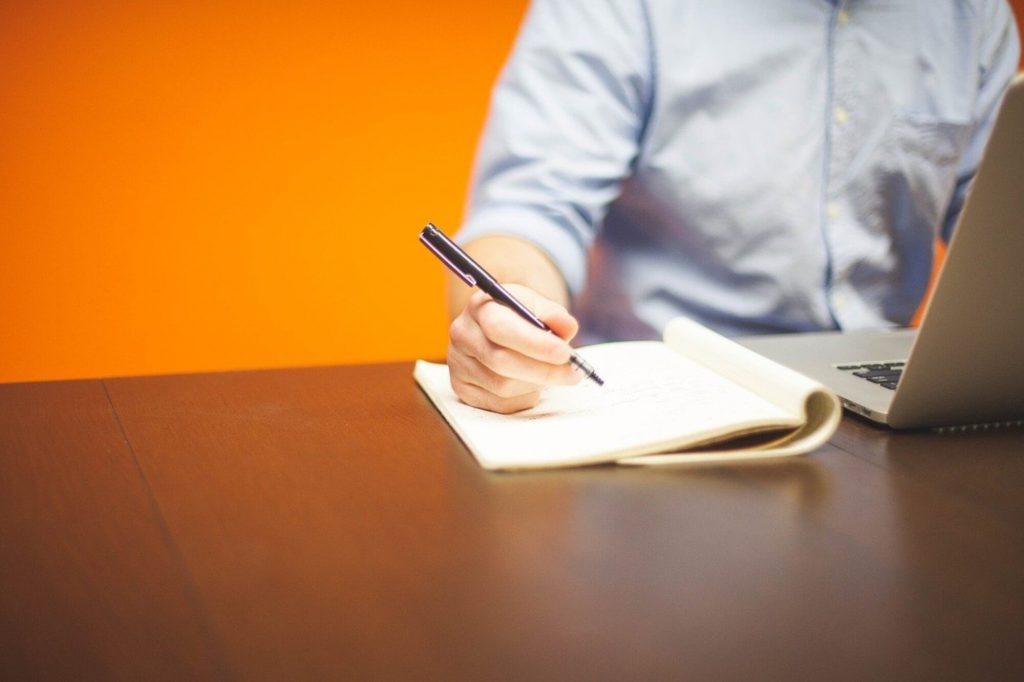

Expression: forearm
xmin=445 ymin=235 xmax=570 ymax=320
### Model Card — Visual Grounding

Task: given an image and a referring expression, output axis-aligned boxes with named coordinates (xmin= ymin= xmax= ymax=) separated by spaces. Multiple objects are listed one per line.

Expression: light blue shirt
xmin=457 ymin=0 xmax=1020 ymax=342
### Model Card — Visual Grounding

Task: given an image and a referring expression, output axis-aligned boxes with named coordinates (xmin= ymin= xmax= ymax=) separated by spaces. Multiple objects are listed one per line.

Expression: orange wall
xmin=1 ymin=1 xmax=529 ymax=383
xmin=1018 ymin=0 xmax=1024 ymax=68
xmin=2 ymin=2 xmax=1022 ymax=383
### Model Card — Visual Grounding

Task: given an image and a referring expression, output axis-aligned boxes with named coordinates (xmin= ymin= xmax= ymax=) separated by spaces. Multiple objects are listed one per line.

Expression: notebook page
xmin=414 ymin=341 xmax=797 ymax=470
xmin=619 ymin=318 xmax=843 ymax=466
xmin=664 ymin=317 xmax=827 ymax=417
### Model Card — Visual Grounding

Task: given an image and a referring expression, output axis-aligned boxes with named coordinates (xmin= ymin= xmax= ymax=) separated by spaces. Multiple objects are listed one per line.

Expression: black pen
xmin=419 ymin=223 xmax=604 ymax=387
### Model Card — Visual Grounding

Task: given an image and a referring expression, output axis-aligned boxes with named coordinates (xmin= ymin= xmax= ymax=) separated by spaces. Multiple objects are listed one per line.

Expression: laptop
xmin=738 ymin=74 xmax=1024 ymax=430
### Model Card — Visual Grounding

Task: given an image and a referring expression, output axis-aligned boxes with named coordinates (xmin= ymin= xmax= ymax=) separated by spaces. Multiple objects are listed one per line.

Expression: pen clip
xmin=419 ymin=226 xmax=478 ymax=287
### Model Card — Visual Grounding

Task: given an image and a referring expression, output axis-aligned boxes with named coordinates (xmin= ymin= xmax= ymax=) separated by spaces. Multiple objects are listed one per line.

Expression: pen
xmin=419 ymin=223 xmax=604 ymax=387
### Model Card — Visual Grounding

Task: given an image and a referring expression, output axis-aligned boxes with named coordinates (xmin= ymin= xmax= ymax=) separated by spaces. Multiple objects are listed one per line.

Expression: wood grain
xmin=0 ymin=380 xmax=228 ymax=681
xmin=101 ymin=363 xmax=1024 ymax=680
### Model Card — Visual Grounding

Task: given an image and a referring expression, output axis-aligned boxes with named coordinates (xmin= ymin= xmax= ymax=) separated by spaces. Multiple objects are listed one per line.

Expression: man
xmin=446 ymin=0 xmax=1020 ymax=413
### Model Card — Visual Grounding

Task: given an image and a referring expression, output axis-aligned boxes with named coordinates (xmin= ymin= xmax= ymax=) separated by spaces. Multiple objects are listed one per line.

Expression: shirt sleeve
xmin=940 ymin=0 xmax=1021 ymax=243
xmin=456 ymin=0 xmax=654 ymax=296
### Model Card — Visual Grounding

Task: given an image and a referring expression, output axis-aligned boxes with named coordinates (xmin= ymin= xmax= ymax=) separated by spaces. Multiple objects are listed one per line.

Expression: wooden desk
xmin=2 ymin=363 xmax=1023 ymax=680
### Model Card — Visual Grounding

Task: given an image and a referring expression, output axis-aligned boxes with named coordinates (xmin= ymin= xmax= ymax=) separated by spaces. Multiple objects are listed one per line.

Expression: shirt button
xmin=826 ymin=203 xmax=841 ymax=221
xmin=838 ymin=8 xmax=850 ymax=26
xmin=834 ymin=106 xmax=849 ymax=126
xmin=834 ymin=292 xmax=847 ymax=309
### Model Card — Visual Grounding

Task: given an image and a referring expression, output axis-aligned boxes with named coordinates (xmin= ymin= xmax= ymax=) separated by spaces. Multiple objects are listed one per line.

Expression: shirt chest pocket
xmin=883 ymin=114 xmax=973 ymax=231
xmin=892 ymin=114 xmax=972 ymax=166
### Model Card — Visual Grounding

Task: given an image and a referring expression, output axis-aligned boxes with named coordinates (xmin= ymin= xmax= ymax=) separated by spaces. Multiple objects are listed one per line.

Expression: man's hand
xmin=448 ymin=283 xmax=582 ymax=413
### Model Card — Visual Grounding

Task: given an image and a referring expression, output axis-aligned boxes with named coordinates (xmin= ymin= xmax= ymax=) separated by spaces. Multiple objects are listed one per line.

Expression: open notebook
xmin=415 ymin=317 xmax=841 ymax=471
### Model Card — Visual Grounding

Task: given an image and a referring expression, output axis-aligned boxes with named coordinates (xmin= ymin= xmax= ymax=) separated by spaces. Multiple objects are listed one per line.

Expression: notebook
xmin=415 ymin=317 xmax=842 ymax=471
xmin=738 ymin=74 xmax=1024 ymax=429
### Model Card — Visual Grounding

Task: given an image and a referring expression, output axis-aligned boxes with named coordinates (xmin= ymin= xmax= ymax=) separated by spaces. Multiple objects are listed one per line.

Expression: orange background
xmin=2 ymin=1 xmax=1022 ymax=384
xmin=1 ymin=1 xmax=530 ymax=383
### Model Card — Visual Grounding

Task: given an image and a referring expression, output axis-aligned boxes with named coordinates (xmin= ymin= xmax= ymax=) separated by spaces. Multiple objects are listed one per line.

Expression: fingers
xmin=448 ymin=352 xmax=542 ymax=414
xmin=473 ymin=295 xmax=578 ymax=365
xmin=447 ymin=285 xmax=583 ymax=413
xmin=457 ymin=288 xmax=582 ymax=384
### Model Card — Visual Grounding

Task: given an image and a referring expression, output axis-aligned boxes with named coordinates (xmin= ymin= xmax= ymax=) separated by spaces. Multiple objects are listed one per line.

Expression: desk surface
xmin=2 ymin=363 xmax=1023 ymax=680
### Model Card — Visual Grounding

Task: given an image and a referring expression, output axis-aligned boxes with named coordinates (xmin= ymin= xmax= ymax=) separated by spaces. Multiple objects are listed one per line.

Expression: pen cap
xmin=419 ymin=224 xmax=478 ymax=287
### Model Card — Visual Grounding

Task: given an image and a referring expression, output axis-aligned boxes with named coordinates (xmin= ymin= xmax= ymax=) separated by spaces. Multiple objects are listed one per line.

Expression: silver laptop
xmin=739 ymin=74 xmax=1024 ymax=429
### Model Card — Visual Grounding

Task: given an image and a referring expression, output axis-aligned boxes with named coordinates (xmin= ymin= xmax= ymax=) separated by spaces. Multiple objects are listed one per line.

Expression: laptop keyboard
xmin=836 ymin=361 xmax=906 ymax=390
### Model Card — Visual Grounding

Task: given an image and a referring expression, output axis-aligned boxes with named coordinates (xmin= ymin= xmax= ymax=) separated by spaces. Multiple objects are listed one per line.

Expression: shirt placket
xmin=823 ymin=1 xmax=856 ymax=328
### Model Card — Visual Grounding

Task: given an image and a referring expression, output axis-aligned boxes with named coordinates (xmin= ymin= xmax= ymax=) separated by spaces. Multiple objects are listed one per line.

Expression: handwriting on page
xmin=458 ymin=343 xmax=791 ymax=465
xmin=529 ymin=344 xmax=780 ymax=422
